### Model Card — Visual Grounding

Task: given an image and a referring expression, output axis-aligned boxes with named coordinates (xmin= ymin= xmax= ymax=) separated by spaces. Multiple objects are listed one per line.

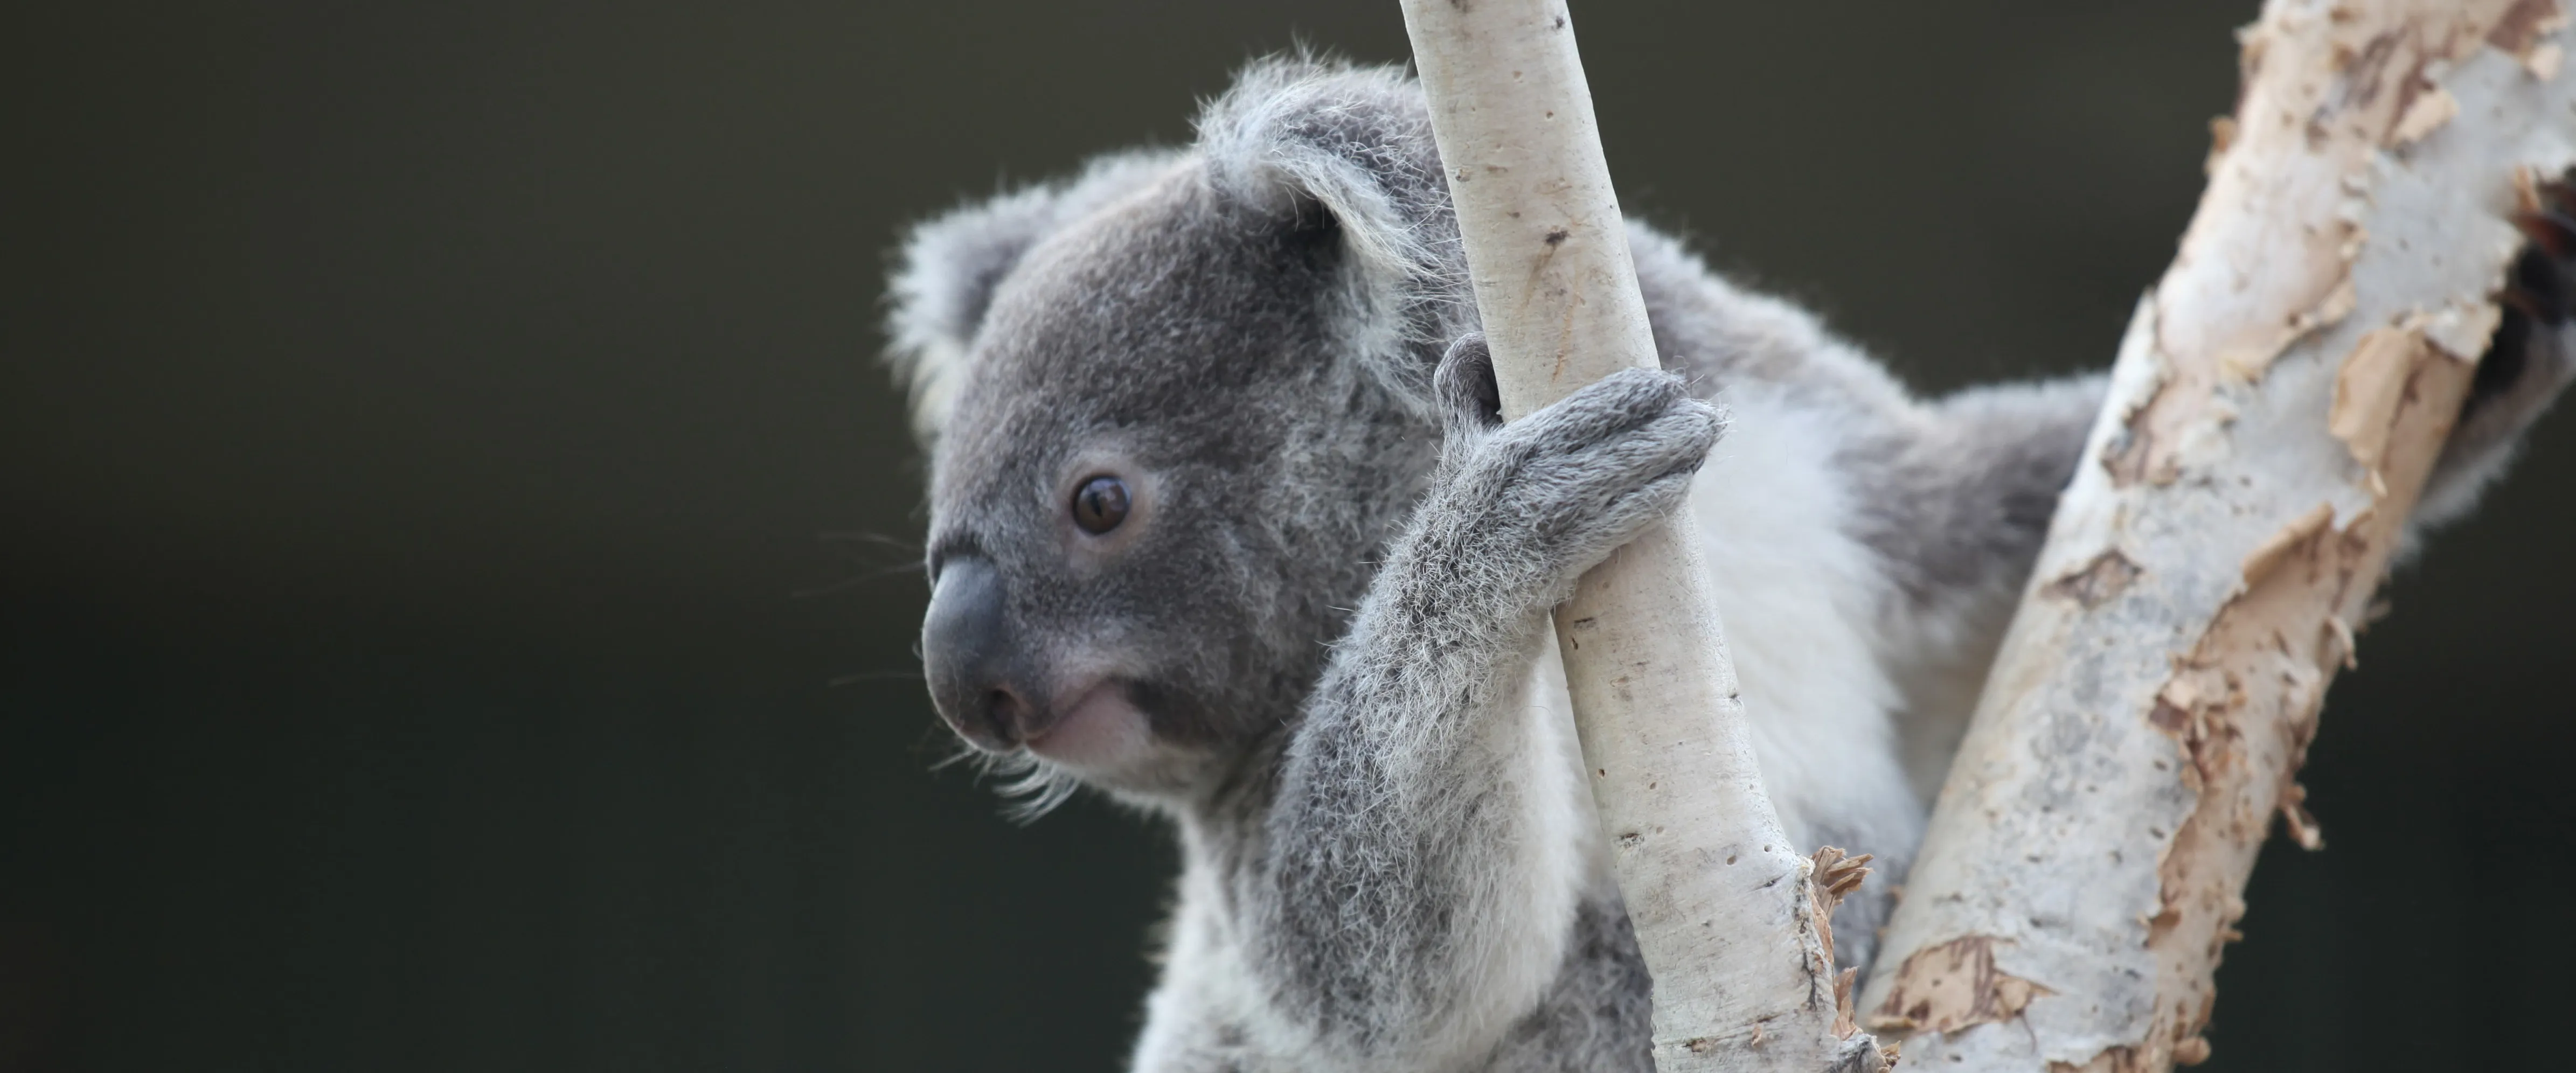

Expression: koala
xmin=884 ymin=59 xmax=2572 ymax=1072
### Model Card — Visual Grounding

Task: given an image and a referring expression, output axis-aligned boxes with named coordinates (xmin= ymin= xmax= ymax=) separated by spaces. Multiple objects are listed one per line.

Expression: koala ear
xmin=885 ymin=150 xmax=1181 ymax=442
xmin=1197 ymin=57 xmax=1461 ymax=313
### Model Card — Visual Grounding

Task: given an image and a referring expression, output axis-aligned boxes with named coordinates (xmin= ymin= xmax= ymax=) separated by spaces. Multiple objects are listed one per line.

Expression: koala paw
xmin=2463 ymin=170 xmax=2576 ymax=450
xmin=1419 ymin=334 xmax=1725 ymax=604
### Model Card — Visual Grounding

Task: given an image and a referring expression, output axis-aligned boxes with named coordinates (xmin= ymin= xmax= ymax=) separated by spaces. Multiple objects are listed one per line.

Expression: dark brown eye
xmin=1071 ymin=475 xmax=1130 ymax=534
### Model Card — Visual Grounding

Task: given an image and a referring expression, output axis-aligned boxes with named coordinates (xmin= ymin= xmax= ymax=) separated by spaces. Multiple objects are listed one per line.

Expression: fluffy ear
xmin=1197 ymin=59 xmax=1454 ymax=280
xmin=885 ymin=150 xmax=1182 ymax=441
xmin=1197 ymin=58 xmax=1469 ymax=391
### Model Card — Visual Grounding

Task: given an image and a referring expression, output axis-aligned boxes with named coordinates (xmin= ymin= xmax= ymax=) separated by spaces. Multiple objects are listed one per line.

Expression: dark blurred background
xmin=4 ymin=2 xmax=2568 ymax=1070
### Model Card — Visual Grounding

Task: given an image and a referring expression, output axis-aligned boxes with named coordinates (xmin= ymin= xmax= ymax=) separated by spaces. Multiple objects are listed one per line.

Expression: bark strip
xmin=1859 ymin=3 xmax=2576 ymax=1070
xmin=1397 ymin=1 xmax=1886 ymax=1069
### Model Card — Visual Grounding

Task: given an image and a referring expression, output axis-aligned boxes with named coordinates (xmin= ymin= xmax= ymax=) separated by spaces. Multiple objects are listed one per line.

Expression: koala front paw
xmin=2415 ymin=170 xmax=2576 ymax=521
xmin=2464 ymin=171 xmax=2576 ymax=446
xmin=1420 ymin=335 xmax=1725 ymax=604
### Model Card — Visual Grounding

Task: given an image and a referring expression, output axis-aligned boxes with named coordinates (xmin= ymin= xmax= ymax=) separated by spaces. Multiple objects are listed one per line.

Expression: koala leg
xmin=1244 ymin=336 xmax=1720 ymax=1065
xmin=2417 ymin=170 xmax=2576 ymax=528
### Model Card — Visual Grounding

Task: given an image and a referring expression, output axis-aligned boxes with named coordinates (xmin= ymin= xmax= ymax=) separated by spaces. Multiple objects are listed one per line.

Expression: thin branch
xmin=1398 ymin=2 xmax=1887 ymax=1068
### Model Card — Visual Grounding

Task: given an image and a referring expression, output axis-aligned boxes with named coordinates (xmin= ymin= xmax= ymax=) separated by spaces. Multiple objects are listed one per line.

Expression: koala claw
xmin=1436 ymin=332 xmax=1504 ymax=433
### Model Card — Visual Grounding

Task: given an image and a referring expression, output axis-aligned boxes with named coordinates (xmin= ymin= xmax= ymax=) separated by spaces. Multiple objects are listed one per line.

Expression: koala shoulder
xmin=1622 ymin=224 xmax=1917 ymax=421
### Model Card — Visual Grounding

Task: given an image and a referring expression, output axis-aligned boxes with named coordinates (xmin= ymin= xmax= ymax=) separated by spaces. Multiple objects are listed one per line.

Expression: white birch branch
xmin=1858 ymin=3 xmax=2576 ymax=1069
xmin=1398 ymin=2 xmax=1887 ymax=1069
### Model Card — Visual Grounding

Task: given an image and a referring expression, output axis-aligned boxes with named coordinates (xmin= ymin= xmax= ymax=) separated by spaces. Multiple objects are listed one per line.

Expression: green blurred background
xmin=5 ymin=2 xmax=2569 ymax=1070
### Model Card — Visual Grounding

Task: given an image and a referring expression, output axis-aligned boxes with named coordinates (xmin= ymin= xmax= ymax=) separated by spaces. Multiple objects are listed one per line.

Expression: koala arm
xmin=1237 ymin=338 xmax=1719 ymax=1065
xmin=1867 ymin=204 xmax=2576 ymax=802
xmin=1929 ymin=198 xmax=2576 ymax=576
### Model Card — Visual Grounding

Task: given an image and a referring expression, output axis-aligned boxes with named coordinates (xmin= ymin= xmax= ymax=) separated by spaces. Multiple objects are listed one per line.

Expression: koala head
xmin=885 ymin=61 xmax=1470 ymax=810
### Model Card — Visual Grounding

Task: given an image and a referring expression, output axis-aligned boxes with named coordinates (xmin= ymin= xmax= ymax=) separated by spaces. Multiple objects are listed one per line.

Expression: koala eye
xmin=1071 ymin=475 xmax=1130 ymax=534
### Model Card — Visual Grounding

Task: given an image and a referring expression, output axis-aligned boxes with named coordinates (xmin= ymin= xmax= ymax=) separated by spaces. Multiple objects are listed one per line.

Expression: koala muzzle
xmin=921 ymin=556 xmax=1047 ymax=749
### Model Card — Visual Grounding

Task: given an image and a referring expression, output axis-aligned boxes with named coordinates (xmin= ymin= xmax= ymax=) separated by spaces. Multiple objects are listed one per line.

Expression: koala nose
xmin=921 ymin=556 xmax=1043 ymax=748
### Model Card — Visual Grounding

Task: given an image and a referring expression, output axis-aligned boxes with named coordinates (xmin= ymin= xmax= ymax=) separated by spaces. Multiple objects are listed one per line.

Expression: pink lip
xmin=1025 ymin=680 xmax=1121 ymax=745
xmin=1020 ymin=679 xmax=1142 ymax=767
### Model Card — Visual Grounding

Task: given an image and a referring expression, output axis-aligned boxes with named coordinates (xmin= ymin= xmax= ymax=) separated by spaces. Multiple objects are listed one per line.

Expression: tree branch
xmin=1398 ymin=2 xmax=1886 ymax=1069
xmin=1860 ymin=2 xmax=2576 ymax=1069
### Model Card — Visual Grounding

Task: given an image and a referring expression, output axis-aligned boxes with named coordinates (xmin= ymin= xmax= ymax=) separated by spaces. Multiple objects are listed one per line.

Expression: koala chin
xmin=885 ymin=58 xmax=2573 ymax=1073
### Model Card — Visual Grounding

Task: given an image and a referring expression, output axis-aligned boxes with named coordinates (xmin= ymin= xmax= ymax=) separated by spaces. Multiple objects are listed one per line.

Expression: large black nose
xmin=921 ymin=556 xmax=1043 ymax=748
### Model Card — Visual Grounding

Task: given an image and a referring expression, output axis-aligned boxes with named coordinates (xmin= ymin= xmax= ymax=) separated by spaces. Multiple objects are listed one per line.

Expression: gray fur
xmin=884 ymin=57 xmax=2573 ymax=1073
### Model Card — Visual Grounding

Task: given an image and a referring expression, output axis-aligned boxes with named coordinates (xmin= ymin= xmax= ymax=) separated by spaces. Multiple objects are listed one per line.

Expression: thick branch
xmin=1398 ymin=2 xmax=1883 ymax=1069
xmin=1860 ymin=2 xmax=2576 ymax=1070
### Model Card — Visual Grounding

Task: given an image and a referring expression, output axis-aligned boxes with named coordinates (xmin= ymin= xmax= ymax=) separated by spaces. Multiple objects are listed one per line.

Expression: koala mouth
xmin=1021 ymin=678 xmax=1150 ymax=769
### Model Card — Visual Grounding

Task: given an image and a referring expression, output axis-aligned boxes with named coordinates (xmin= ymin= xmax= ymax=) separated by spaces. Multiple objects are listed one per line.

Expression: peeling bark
xmin=1869 ymin=936 xmax=2050 ymax=1039
xmin=1397 ymin=1 xmax=1887 ymax=1069
xmin=1859 ymin=3 xmax=2576 ymax=1071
